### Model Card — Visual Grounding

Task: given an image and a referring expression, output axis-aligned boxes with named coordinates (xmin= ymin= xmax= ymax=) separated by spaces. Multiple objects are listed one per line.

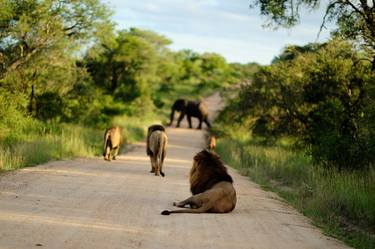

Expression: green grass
xmin=0 ymin=110 xmax=162 ymax=171
xmin=0 ymin=123 xmax=102 ymax=171
xmin=0 ymin=76 xmax=220 ymax=172
xmin=217 ymin=136 xmax=375 ymax=249
xmin=112 ymin=113 xmax=164 ymax=148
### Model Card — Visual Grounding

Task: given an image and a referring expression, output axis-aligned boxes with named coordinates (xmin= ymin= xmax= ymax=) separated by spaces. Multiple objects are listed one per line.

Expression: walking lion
xmin=207 ymin=135 xmax=216 ymax=151
xmin=103 ymin=126 xmax=122 ymax=161
xmin=146 ymin=124 xmax=168 ymax=177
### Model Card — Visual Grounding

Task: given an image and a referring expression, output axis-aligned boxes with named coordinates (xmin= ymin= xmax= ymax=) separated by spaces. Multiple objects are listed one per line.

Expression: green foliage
xmin=226 ymin=39 xmax=375 ymax=170
xmin=0 ymin=1 xmax=249 ymax=172
xmin=250 ymin=0 xmax=375 ymax=68
xmin=216 ymin=135 xmax=375 ymax=249
xmin=250 ymin=0 xmax=319 ymax=28
xmin=0 ymin=0 xmax=112 ymax=78
xmin=0 ymin=123 xmax=102 ymax=171
xmin=85 ymin=28 xmax=172 ymax=108
xmin=35 ymin=91 xmax=63 ymax=121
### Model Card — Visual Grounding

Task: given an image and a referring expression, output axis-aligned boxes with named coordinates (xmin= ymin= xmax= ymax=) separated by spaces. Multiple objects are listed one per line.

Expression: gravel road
xmin=0 ymin=93 xmax=350 ymax=249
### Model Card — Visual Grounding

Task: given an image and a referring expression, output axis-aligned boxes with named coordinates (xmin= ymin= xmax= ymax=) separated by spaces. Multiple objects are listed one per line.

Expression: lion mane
xmin=146 ymin=124 xmax=167 ymax=177
xmin=190 ymin=150 xmax=233 ymax=195
xmin=146 ymin=124 xmax=165 ymax=156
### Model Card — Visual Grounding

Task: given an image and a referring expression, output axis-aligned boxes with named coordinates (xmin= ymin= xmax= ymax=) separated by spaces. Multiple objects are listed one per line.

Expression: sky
xmin=103 ymin=0 xmax=334 ymax=65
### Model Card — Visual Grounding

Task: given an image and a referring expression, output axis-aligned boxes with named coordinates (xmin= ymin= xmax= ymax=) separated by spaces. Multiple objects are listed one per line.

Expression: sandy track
xmin=0 ymin=93 xmax=350 ymax=249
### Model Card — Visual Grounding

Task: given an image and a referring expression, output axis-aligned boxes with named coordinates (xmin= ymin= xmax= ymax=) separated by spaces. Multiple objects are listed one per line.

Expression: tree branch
xmin=63 ymin=23 xmax=79 ymax=32
xmin=8 ymin=47 xmax=41 ymax=71
xmin=317 ymin=1 xmax=340 ymax=39
xmin=346 ymin=0 xmax=364 ymax=15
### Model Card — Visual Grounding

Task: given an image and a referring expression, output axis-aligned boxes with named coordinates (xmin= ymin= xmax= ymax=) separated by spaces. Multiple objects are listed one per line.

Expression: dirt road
xmin=0 ymin=93 xmax=350 ymax=249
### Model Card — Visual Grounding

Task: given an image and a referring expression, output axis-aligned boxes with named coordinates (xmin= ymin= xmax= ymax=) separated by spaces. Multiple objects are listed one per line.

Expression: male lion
xmin=103 ymin=126 xmax=122 ymax=161
xmin=146 ymin=124 xmax=168 ymax=177
xmin=161 ymin=150 xmax=236 ymax=215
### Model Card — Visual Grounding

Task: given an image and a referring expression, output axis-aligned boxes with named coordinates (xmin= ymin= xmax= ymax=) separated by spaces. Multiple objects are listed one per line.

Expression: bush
xmin=230 ymin=39 xmax=375 ymax=170
xmin=216 ymin=135 xmax=375 ymax=249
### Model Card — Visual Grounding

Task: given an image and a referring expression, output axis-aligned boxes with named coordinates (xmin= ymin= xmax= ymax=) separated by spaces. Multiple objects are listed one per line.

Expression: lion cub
xmin=207 ymin=135 xmax=216 ymax=151
xmin=161 ymin=150 xmax=236 ymax=215
xmin=103 ymin=126 xmax=122 ymax=161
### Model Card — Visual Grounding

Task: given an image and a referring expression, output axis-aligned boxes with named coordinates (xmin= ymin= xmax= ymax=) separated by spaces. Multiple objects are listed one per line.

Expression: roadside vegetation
xmin=0 ymin=1 xmax=253 ymax=171
xmin=215 ymin=128 xmax=375 ymax=249
xmin=213 ymin=0 xmax=375 ymax=245
xmin=211 ymin=0 xmax=375 ymax=246
xmin=2 ymin=0 xmax=374 ymax=247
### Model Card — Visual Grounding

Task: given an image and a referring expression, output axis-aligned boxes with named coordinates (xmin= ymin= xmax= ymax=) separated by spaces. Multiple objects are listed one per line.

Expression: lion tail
xmin=161 ymin=206 xmax=210 ymax=215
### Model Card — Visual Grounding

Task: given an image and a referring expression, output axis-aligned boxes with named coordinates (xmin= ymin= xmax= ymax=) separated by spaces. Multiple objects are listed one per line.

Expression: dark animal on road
xmin=103 ymin=126 xmax=122 ymax=161
xmin=147 ymin=125 xmax=168 ymax=177
xmin=169 ymin=99 xmax=211 ymax=129
xmin=161 ymin=150 xmax=236 ymax=215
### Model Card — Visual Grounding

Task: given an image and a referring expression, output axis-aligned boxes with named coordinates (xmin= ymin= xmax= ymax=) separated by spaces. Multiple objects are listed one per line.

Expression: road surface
xmin=0 ymin=93 xmax=350 ymax=249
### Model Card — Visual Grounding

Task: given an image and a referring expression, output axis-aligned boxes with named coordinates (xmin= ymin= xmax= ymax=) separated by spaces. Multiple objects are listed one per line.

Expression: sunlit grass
xmin=0 ymin=124 xmax=102 ymax=171
xmin=217 ymin=136 xmax=375 ymax=249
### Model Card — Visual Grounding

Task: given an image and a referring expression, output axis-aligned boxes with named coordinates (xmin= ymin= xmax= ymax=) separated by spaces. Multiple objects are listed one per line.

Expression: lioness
xmin=103 ymin=126 xmax=122 ymax=161
xmin=161 ymin=150 xmax=236 ymax=215
xmin=147 ymin=125 xmax=168 ymax=177
xmin=207 ymin=135 xmax=216 ymax=151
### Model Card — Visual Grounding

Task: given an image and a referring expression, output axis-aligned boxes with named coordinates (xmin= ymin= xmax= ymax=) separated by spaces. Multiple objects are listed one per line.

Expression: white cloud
xmin=164 ymin=32 xmax=280 ymax=64
xmin=103 ymin=0 xmax=334 ymax=64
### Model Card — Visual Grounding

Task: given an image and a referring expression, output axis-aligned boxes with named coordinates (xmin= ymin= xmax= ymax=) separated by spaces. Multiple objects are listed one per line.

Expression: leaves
xmin=224 ymin=39 xmax=375 ymax=169
xmin=251 ymin=0 xmax=375 ymax=67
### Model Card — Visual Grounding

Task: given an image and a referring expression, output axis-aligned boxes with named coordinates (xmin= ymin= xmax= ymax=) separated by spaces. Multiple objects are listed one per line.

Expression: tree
xmin=0 ymin=0 xmax=112 ymax=78
xmin=250 ymin=0 xmax=375 ymax=69
xmin=0 ymin=0 xmax=113 ymax=120
xmin=231 ymin=39 xmax=374 ymax=169
xmin=85 ymin=28 xmax=173 ymax=112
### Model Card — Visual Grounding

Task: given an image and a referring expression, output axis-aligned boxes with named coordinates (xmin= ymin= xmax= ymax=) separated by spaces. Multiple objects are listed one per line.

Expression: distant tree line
xmin=221 ymin=40 xmax=375 ymax=170
xmin=217 ymin=1 xmax=375 ymax=170
xmin=0 ymin=0 xmax=254 ymax=135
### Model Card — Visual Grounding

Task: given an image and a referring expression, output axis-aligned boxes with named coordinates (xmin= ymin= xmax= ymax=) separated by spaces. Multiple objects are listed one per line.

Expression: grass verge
xmin=0 ymin=123 xmax=102 ymax=171
xmin=0 ymin=113 xmax=161 ymax=172
xmin=217 ymin=136 xmax=375 ymax=249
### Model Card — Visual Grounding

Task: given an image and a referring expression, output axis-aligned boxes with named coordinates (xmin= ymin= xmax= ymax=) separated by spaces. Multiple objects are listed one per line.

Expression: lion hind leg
xmin=112 ymin=146 xmax=119 ymax=160
xmin=159 ymin=139 xmax=167 ymax=177
xmin=155 ymin=154 xmax=161 ymax=176
xmin=150 ymin=157 xmax=156 ymax=174
xmin=173 ymin=194 xmax=203 ymax=208
xmin=152 ymin=156 xmax=160 ymax=176
xmin=104 ymin=146 xmax=111 ymax=161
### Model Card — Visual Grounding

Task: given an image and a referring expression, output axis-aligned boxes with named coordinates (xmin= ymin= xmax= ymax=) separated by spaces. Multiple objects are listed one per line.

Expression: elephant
xmin=169 ymin=99 xmax=211 ymax=129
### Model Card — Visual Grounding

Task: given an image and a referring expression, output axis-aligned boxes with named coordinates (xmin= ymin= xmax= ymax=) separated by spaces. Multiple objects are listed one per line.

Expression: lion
xmin=161 ymin=150 xmax=236 ymax=215
xmin=147 ymin=124 xmax=168 ymax=177
xmin=207 ymin=135 xmax=216 ymax=151
xmin=103 ymin=126 xmax=122 ymax=161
